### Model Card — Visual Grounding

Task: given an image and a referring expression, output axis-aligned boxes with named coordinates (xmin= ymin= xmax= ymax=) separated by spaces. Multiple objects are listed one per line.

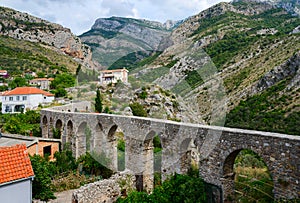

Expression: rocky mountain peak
xmin=0 ymin=6 xmax=97 ymax=70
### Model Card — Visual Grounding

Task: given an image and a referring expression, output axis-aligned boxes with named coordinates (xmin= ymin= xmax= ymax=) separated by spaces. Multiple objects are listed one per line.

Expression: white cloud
xmin=0 ymin=0 xmax=229 ymax=35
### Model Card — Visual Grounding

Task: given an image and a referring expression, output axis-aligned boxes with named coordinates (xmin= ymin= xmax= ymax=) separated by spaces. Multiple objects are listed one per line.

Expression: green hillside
xmin=0 ymin=35 xmax=80 ymax=75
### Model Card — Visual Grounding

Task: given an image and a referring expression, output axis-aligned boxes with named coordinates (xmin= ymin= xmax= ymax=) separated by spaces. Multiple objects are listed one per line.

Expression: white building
xmin=29 ymin=78 xmax=54 ymax=90
xmin=99 ymin=68 xmax=128 ymax=85
xmin=1 ymin=87 xmax=55 ymax=113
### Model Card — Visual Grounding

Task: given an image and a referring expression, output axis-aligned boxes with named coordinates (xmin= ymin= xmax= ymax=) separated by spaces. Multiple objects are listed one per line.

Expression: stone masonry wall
xmin=41 ymin=102 xmax=300 ymax=201
xmin=72 ymin=171 xmax=135 ymax=203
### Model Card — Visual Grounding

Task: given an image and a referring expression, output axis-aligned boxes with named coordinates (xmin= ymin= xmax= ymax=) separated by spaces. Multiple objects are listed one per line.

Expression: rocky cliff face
xmin=132 ymin=0 xmax=300 ymax=125
xmin=79 ymin=17 xmax=180 ymax=68
xmin=0 ymin=6 xmax=96 ymax=70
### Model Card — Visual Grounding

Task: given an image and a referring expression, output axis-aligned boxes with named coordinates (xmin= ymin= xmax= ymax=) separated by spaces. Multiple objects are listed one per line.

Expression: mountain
xmin=128 ymin=0 xmax=300 ymax=134
xmin=79 ymin=17 xmax=181 ymax=68
xmin=262 ymin=0 xmax=300 ymax=15
xmin=0 ymin=6 xmax=97 ymax=71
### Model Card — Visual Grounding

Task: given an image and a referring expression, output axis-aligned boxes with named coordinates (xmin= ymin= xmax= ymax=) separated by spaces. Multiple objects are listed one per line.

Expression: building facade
xmin=29 ymin=78 xmax=54 ymax=90
xmin=98 ymin=68 xmax=128 ymax=85
xmin=0 ymin=144 xmax=34 ymax=203
xmin=0 ymin=134 xmax=60 ymax=161
xmin=1 ymin=87 xmax=54 ymax=113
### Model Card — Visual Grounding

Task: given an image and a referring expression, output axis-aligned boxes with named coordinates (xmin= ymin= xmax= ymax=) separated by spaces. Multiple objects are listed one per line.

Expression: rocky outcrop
xmin=0 ymin=6 xmax=96 ymax=70
xmin=256 ymin=51 xmax=300 ymax=91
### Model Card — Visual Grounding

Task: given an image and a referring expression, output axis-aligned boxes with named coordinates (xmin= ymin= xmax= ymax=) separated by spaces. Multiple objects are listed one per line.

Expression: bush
xmin=129 ymin=102 xmax=147 ymax=117
xmin=117 ymin=171 xmax=206 ymax=203
xmin=30 ymin=155 xmax=56 ymax=201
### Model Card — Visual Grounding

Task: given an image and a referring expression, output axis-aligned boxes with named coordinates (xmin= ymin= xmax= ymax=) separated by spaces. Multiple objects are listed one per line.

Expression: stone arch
xmin=180 ymin=138 xmax=199 ymax=174
xmin=67 ymin=120 xmax=75 ymax=155
xmin=76 ymin=121 xmax=87 ymax=158
xmin=108 ymin=124 xmax=117 ymax=141
xmin=54 ymin=119 xmax=63 ymax=139
xmin=42 ymin=115 xmax=48 ymax=138
xmin=222 ymin=148 xmax=274 ymax=202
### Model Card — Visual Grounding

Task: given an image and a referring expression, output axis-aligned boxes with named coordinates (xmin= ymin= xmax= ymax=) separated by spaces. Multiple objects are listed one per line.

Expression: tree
xmin=95 ymin=88 xmax=103 ymax=113
xmin=129 ymin=102 xmax=147 ymax=117
xmin=54 ymin=87 xmax=67 ymax=98
xmin=8 ymin=77 xmax=27 ymax=89
xmin=50 ymin=73 xmax=75 ymax=89
xmin=30 ymin=155 xmax=56 ymax=201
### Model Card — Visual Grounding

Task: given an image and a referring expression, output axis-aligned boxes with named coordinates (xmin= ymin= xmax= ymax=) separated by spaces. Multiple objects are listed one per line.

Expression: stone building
xmin=98 ymin=68 xmax=128 ymax=85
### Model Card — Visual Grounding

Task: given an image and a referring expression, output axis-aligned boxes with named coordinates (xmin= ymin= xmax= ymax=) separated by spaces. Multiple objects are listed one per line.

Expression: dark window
xmin=43 ymin=145 xmax=51 ymax=157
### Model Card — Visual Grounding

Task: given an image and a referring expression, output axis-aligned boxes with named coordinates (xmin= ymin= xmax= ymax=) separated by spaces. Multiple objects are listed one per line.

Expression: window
xmin=23 ymin=96 xmax=27 ymax=100
xmin=9 ymin=97 xmax=13 ymax=101
xmin=43 ymin=145 xmax=51 ymax=157
xmin=16 ymin=96 xmax=20 ymax=101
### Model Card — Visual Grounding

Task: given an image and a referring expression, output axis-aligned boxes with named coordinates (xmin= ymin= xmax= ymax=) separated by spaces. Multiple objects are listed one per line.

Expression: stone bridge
xmin=41 ymin=102 xmax=300 ymax=201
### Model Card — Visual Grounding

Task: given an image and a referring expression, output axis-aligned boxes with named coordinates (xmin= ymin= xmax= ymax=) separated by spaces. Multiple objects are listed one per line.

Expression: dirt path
xmin=48 ymin=189 xmax=76 ymax=203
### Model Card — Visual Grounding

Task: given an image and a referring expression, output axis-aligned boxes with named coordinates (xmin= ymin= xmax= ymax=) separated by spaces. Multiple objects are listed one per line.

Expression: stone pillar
xmin=143 ymin=142 xmax=154 ymax=193
xmin=221 ymin=173 xmax=235 ymax=202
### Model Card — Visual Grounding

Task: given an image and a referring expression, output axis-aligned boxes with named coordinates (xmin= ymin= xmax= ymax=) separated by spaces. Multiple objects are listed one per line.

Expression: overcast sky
xmin=0 ymin=0 xmax=230 ymax=35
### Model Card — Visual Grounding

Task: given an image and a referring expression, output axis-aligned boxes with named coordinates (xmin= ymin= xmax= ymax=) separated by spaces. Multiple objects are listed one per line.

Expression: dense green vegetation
xmin=225 ymin=79 xmax=300 ymax=135
xmin=108 ymin=51 xmax=152 ymax=70
xmin=0 ymin=110 xmax=41 ymax=136
xmin=234 ymin=150 xmax=274 ymax=202
xmin=129 ymin=102 xmax=147 ymax=117
xmin=117 ymin=169 xmax=206 ymax=203
xmin=95 ymin=88 xmax=103 ymax=113
xmin=31 ymin=150 xmax=113 ymax=201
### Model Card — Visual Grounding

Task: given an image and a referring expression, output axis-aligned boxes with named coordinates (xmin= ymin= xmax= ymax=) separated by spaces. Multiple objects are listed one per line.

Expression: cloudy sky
xmin=0 ymin=0 xmax=229 ymax=35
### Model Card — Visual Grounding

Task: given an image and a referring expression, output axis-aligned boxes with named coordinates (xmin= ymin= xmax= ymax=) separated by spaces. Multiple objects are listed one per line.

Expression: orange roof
xmin=30 ymin=78 xmax=54 ymax=81
xmin=3 ymin=87 xmax=54 ymax=97
xmin=0 ymin=144 xmax=34 ymax=184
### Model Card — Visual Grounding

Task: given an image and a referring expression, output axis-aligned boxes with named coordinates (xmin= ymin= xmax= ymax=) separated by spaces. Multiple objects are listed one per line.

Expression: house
xmin=0 ymin=70 xmax=9 ymax=78
xmin=0 ymin=144 xmax=34 ymax=203
xmin=29 ymin=78 xmax=54 ymax=90
xmin=0 ymin=133 xmax=60 ymax=161
xmin=1 ymin=87 xmax=55 ymax=113
xmin=98 ymin=68 xmax=128 ymax=85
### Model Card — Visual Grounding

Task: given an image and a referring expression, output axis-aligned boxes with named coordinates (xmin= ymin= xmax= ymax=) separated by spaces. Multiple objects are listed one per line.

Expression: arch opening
xmin=92 ymin=123 xmax=119 ymax=173
xmin=54 ymin=119 xmax=63 ymax=139
xmin=66 ymin=120 xmax=75 ymax=155
xmin=76 ymin=122 xmax=88 ymax=158
xmin=223 ymin=149 xmax=274 ymax=202
xmin=180 ymin=138 xmax=200 ymax=174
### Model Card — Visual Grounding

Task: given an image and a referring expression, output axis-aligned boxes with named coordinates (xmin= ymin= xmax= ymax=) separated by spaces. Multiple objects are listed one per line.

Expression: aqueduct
xmin=41 ymin=101 xmax=300 ymax=201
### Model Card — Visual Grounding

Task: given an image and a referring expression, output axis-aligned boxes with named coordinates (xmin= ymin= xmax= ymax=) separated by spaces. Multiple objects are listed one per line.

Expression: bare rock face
xmin=256 ymin=51 xmax=300 ymax=92
xmin=79 ymin=17 xmax=181 ymax=68
xmin=0 ymin=7 xmax=96 ymax=70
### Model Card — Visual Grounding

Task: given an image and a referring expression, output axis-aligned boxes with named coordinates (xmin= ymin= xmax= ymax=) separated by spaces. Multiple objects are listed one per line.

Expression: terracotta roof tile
xmin=3 ymin=87 xmax=54 ymax=97
xmin=0 ymin=144 xmax=34 ymax=184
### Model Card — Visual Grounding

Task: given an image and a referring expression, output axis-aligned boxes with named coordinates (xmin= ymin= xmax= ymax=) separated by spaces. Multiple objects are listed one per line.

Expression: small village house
xmin=0 ymin=144 xmax=34 ymax=203
xmin=29 ymin=78 xmax=54 ymax=90
xmin=0 ymin=133 xmax=60 ymax=161
xmin=1 ymin=87 xmax=54 ymax=113
xmin=98 ymin=68 xmax=128 ymax=85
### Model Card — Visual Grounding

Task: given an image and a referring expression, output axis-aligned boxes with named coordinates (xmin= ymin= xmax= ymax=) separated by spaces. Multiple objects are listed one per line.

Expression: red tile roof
xmin=0 ymin=144 xmax=34 ymax=184
xmin=30 ymin=78 xmax=54 ymax=82
xmin=3 ymin=87 xmax=54 ymax=97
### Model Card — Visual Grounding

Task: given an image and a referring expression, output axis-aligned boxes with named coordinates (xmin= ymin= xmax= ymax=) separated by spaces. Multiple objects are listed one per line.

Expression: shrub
xmin=129 ymin=102 xmax=147 ymax=117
